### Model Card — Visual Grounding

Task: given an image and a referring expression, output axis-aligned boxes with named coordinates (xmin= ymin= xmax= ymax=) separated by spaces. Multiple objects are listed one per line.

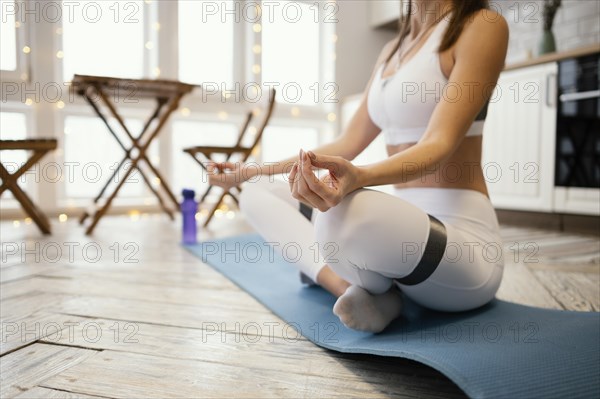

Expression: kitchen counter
xmin=504 ymin=43 xmax=600 ymax=71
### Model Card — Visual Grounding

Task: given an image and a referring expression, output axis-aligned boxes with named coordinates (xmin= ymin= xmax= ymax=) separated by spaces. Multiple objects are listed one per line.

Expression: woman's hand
xmin=289 ymin=149 xmax=362 ymax=212
xmin=207 ymin=161 xmax=248 ymax=191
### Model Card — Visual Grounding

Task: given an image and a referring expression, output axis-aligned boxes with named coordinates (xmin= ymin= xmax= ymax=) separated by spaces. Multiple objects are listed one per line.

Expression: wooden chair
xmin=184 ymin=88 xmax=276 ymax=227
xmin=0 ymin=139 xmax=58 ymax=234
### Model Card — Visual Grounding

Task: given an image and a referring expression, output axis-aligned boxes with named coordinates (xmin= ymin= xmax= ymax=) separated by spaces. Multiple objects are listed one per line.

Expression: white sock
xmin=333 ymin=285 xmax=403 ymax=333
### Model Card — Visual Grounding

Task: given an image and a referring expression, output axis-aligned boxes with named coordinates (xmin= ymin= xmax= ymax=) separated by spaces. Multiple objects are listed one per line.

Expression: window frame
xmin=0 ymin=0 xmax=336 ymax=216
xmin=0 ymin=0 xmax=31 ymax=82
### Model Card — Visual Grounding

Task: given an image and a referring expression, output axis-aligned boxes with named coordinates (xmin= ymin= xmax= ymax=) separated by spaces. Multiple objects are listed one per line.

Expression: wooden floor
xmin=1 ymin=212 xmax=598 ymax=398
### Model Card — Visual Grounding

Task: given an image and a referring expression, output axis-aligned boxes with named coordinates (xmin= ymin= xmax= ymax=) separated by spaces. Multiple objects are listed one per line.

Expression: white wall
xmin=491 ymin=0 xmax=600 ymax=64
xmin=334 ymin=0 xmax=397 ymax=99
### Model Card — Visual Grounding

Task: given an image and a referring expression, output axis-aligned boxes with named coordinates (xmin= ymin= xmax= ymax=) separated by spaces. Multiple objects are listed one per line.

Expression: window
xmin=61 ymin=1 xmax=146 ymax=81
xmin=178 ymin=0 xmax=234 ymax=87
xmin=171 ymin=120 xmax=238 ymax=197
xmin=0 ymin=0 xmax=17 ymax=71
xmin=1 ymin=0 xmax=334 ymax=214
xmin=262 ymin=0 xmax=321 ymax=105
xmin=261 ymin=125 xmax=319 ymax=163
xmin=0 ymin=111 xmax=26 ymax=140
xmin=63 ymin=116 xmax=158 ymax=199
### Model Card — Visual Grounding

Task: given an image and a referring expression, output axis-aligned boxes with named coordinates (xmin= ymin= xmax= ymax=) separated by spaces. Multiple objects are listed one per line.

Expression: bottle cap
xmin=182 ymin=189 xmax=195 ymax=199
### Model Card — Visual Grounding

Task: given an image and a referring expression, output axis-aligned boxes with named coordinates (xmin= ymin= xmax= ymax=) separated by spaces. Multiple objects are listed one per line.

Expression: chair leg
xmin=203 ymin=191 xmax=229 ymax=228
xmin=228 ymin=186 xmax=242 ymax=205
xmin=0 ymin=163 xmax=52 ymax=235
xmin=200 ymin=184 xmax=214 ymax=204
xmin=9 ymin=183 xmax=52 ymax=234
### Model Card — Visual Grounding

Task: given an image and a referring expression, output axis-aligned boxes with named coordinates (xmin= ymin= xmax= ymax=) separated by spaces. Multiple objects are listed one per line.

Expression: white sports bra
xmin=367 ymin=16 xmax=486 ymax=146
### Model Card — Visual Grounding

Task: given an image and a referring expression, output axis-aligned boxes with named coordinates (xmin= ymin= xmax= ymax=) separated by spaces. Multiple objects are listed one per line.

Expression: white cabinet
xmin=554 ymin=187 xmax=600 ymax=215
xmin=482 ymin=62 xmax=558 ymax=212
xmin=369 ymin=1 xmax=400 ymax=29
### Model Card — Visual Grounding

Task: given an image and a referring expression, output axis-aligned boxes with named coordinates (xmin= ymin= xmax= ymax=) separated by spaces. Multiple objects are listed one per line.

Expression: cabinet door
xmin=554 ymin=187 xmax=600 ymax=215
xmin=482 ymin=62 xmax=558 ymax=211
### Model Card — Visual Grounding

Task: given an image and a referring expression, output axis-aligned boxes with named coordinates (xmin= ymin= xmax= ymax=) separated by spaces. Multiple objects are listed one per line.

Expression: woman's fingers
xmin=288 ymin=160 xmax=315 ymax=208
xmin=300 ymin=155 xmax=337 ymax=205
xmin=289 ymin=163 xmax=307 ymax=203
xmin=306 ymin=151 xmax=342 ymax=174
xmin=207 ymin=161 xmax=240 ymax=189
xmin=288 ymin=162 xmax=298 ymax=192
xmin=296 ymin=151 xmax=329 ymax=210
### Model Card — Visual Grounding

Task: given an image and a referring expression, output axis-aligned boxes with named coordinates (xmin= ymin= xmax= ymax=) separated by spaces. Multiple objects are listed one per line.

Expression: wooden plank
xmin=52 ymin=296 xmax=300 ymax=340
xmin=36 ymin=316 xmax=465 ymax=397
xmin=532 ymin=240 xmax=600 ymax=262
xmin=0 ymin=292 xmax=89 ymax=355
xmin=495 ymin=261 xmax=563 ymax=309
xmin=14 ymin=386 xmax=108 ymax=399
xmin=0 ymin=264 xmax=60 ymax=284
xmin=0 ymin=139 xmax=57 ymax=151
xmin=23 ymin=275 xmax=257 ymax=308
xmin=39 ymin=264 xmax=239 ymax=291
xmin=527 ymin=260 xmax=600 ymax=274
xmin=545 ymin=252 xmax=600 ymax=266
xmin=1 ymin=312 xmax=89 ymax=356
xmin=500 ymin=229 xmax=563 ymax=242
xmin=1 ymin=278 xmax=41 ymax=300
xmin=0 ymin=343 xmax=99 ymax=398
xmin=532 ymin=270 xmax=600 ymax=311
xmin=39 ymin=318 xmax=348 ymax=371
xmin=500 ymin=228 xmax=599 ymax=264
xmin=1 ymin=293 xmax=68 ymax=322
xmin=42 ymin=350 xmax=465 ymax=399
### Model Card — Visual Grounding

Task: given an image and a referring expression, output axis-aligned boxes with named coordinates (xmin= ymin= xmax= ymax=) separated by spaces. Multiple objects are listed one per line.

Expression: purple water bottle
xmin=181 ymin=189 xmax=198 ymax=244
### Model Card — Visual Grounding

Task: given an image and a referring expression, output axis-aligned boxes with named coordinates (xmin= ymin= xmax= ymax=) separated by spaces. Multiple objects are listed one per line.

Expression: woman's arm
xmin=208 ymin=39 xmax=398 ymax=189
xmin=246 ymin=96 xmax=381 ymax=178
xmin=356 ymin=11 xmax=509 ymax=188
xmin=292 ymin=11 xmax=509 ymax=211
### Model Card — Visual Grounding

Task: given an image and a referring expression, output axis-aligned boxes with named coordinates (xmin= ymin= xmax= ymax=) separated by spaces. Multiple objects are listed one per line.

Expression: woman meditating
xmin=208 ymin=0 xmax=509 ymax=333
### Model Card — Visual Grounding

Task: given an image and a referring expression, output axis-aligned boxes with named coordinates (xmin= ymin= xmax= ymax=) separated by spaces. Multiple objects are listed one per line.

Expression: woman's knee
xmin=315 ymin=201 xmax=393 ymax=294
xmin=314 ymin=191 xmax=374 ymax=270
xmin=313 ymin=198 xmax=347 ymax=256
xmin=314 ymin=190 xmax=374 ymax=249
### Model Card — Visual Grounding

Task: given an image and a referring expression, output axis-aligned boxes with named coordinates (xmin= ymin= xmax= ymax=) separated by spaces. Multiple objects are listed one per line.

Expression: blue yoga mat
xmin=186 ymin=233 xmax=600 ymax=399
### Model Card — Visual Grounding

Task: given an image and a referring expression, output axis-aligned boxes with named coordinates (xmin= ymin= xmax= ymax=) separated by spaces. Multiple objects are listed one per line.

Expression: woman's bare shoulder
xmin=461 ymin=9 xmax=509 ymax=45
xmin=453 ymin=8 xmax=509 ymax=68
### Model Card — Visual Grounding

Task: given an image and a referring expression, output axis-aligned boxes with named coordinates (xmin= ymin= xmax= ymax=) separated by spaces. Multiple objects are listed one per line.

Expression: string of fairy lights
xmin=8 ymin=0 xmax=337 ymax=228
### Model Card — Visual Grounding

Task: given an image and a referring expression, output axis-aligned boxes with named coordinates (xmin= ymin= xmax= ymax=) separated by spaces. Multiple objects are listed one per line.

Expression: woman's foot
xmin=333 ymin=285 xmax=403 ymax=333
xmin=316 ymin=266 xmax=351 ymax=298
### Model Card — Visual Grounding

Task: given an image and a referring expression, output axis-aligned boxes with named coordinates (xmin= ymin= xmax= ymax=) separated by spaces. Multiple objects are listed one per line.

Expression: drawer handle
xmin=559 ymin=90 xmax=600 ymax=102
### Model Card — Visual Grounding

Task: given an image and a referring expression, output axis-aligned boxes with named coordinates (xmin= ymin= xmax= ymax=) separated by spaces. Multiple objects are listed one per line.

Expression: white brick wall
xmin=491 ymin=0 xmax=600 ymax=64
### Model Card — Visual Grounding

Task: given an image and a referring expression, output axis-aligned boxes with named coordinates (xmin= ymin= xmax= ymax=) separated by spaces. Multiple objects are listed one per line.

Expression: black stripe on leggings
xmin=395 ymin=214 xmax=447 ymax=286
xmin=299 ymin=203 xmax=313 ymax=221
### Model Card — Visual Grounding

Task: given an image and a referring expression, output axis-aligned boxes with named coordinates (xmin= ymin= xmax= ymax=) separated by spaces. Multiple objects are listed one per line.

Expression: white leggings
xmin=239 ymin=178 xmax=504 ymax=312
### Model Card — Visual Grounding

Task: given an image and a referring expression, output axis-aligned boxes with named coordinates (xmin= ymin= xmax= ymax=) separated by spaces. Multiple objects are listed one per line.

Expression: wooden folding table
xmin=0 ymin=139 xmax=58 ymax=234
xmin=71 ymin=75 xmax=197 ymax=235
